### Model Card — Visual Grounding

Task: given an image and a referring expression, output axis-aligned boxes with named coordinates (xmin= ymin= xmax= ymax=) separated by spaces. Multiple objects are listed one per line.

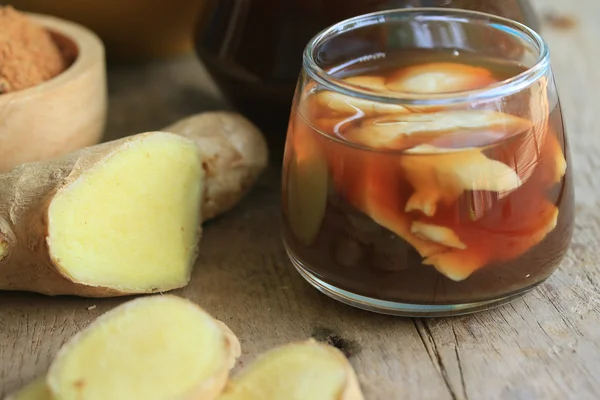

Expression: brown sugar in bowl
xmin=0 ymin=13 xmax=107 ymax=172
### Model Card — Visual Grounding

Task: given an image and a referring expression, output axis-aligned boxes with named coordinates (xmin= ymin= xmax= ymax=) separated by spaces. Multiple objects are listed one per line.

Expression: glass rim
xmin=302 ymin=7 xmax=550 ymax=106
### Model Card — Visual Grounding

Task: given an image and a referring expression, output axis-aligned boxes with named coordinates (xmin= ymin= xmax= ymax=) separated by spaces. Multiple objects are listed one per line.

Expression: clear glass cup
xmin=281 ymin=8 xmax=574 ymax=316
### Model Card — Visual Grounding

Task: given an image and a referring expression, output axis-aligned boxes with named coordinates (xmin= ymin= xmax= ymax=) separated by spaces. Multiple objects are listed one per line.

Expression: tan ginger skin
xmin=0 ymin=111 xmax=268 ymax=297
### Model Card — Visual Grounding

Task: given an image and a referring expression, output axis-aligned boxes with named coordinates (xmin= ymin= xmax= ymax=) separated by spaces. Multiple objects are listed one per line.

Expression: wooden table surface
xmin=2 ymin=0 xmax=599 ymax=398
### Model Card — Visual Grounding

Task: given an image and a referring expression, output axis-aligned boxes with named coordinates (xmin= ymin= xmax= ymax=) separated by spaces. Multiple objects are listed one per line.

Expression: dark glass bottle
xmin=193 ymin=0 xmax=539 ymax=145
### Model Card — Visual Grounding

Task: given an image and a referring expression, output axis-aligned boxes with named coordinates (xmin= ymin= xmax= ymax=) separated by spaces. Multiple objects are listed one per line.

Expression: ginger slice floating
xmin=218 ymin=339 xmax=364 ymax=400
xmin=546 ymin=133 xmax=567 ymax=184
xmin=487 ymin=81 xmax=552 ymax=187
xmin=45 ymin=295 xmax=241 ymax=400
xmin=411 ymin=221 xmax=466 ymax=250
xmin=416 ymin=130 xmax=564 ymax=281
xmin=286 ymin=119 xmax=329 ymax=245
xmin=315 ymin=90 xmax=409 ymax=117
xmin=344 ymin=110 xmax=532 ymax=150
xmin=422 ymin=200 xmax=559 ymax=281
xmin=401 ymin=144 xmax=522 ymax=217
xmin=385 ymin=62 xmax=497 ymax=94
xmin=6 ymin=377 xmax=50 ymax=400
xmin=343 ymin=75 xmax=388 ymax=91
xmin=336 ymin=151 xmax=447 ymax=258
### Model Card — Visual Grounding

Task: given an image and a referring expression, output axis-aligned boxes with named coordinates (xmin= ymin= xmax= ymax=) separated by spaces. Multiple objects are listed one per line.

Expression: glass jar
xmin=281 ymin=8 xmax=574 ymax=316
xmin=193 ymin=0 xmax=539 ymax=143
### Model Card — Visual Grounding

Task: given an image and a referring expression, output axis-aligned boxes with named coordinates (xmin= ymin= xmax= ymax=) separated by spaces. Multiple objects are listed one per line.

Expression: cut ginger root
xmin=0 ymin=111 xmax=268 ymax=297
xmin=218 ymin=339 xmax=364 ymax=400
xmin=164 ymin=112 xmax=269 ymax=221
xmin=0 ymin=132 xmax=203 ymax=297
xmin=6 ymin=295 xmax=241 ymax=400
xmin=385 ymin=62 xmax=497 ymax=94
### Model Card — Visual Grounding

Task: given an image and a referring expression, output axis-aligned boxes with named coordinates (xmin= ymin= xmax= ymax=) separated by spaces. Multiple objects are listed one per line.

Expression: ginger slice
xmin=488 ymin=82 xmax=552 ymax=186
xmin=286 ymin=119 xmax=329 ymax=245
xmin=344 ymin=110 xmax=531 ymax=150
xmin=422 ymin=201 xmax=559 ymax=281
xmin=336 ymin=151 xmax=447 ymax=258
xmin=6 ymin=377 xmax=50 ymax=400
xmin=46 ymin=295 xmax=241 ymax=400
xmin=547 ymin=134 xmax=567 ymax=184
xmin=315 ymin=90 xmax=409 ymax=117
xmin=401 ymin=145 xmax=522 ymax=217
xmin=411 ymin=221 xmax=466 ymax=250
xmin=218 ymin=339 xmax=364 ymax=400
xmin=533 ymin=131 xmax=566 ymax=185
xmin=385 ymin=62 xmax=497 ymax=94
xmin=414 ymin=124 xmax=565 ymax=280
xmin=343 ymin=76 xmax=389 ymax=92
xmin=0 ymin=132 xmax=204 ymax=297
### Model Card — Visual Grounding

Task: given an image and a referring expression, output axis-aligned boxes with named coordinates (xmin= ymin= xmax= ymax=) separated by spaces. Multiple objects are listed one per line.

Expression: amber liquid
xmin=194 ymin=0 xmax=539 ymax=142
xmin=281 ymin=51 xmax=574 ymax=305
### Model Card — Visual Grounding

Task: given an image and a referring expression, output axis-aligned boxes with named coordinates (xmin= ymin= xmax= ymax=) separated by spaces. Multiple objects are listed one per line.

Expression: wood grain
xmin=1 ymin=0 xmax=598 ymax=398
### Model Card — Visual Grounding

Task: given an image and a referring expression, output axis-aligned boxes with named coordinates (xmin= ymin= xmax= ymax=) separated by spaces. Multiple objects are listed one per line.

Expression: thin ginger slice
xmin=487 ymin=82 xmax=552 ymax=187
xmin=422 ymin=200 xmax=559 ymax=281
xmin=385 ymin=62 xmax=497 ymax=94
xmin=218 ymin=339 xmax=364 ymax=400
xmin=481 ymin=125 xmax=566 ymax=191
xmin=545 ymin=133 xmax=567 ymax=184
xmin=401 ymin=144 xmax=522 ymax=217
xmin=344 ymin=110 xmax=532 ymax=150
xmin=285 ymin=117 xmax=329 ymax=245
xmin=0 ymin=132 xmax=204 ymax=297
xmin=45 ymin=295 xmax=241 ymax=400
xmin=343 ymin=75 xmax=389 ymax=92
xmin=411 ymin=221 xmax=466 ymax=250
xmin=416 ymin=132 xmax=565 ymax=281
xmin=331 ymin=149 xmax=447 ymax=258
xmin=315 ymin=90 xmax=409 ymax=117
xmin=5 ymin=377 xmax=50 ymax=400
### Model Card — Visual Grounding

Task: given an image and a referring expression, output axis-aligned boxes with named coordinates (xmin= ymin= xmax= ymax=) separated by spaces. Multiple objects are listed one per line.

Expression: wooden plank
xmin=1 ymin=0 xmax=599 ymax=398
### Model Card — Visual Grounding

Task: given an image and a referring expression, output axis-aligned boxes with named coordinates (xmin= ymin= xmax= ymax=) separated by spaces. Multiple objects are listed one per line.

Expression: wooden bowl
xmin=0 ymin=13 xmax=107 ymax=172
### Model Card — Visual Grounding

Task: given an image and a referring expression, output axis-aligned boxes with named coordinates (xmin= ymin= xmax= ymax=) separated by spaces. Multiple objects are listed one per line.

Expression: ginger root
xmin=0 ymin=111 xmax=268 ymax=297
xmin=218 ymin=339 xmax=363 ymax=400
xmin=164 ymin=111 xmax=268 ymax=221
xmin=6 ymin=297 xmax=364 ymax=400
xmin=7 ymin=295 xmax=241 ymax=400
xmin=0 ymin=132 xmax=204 ymax=297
